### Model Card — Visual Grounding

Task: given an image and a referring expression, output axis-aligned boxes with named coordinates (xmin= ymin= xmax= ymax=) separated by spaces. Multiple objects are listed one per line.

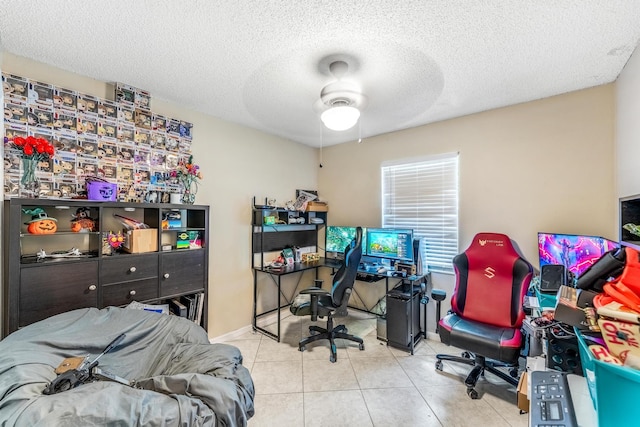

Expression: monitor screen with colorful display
xmin=325 ymin=226 xmax=366 ymax=255
xmin=537 ymin=232 xmax=619 ymax=278
xmin=365 ymin=228 xmax=414 ymax=263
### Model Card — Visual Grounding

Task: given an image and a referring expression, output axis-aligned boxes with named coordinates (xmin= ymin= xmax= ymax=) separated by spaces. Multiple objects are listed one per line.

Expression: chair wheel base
xmin=359 ymin=343 xmax=365 ymax=351
xmin=435 ymin=360 xmax=443 ymax=371
xmin=299 ymin=346 xmax=305 ymax=352
xmin=467 ymin=387 xmax=479 ymax=399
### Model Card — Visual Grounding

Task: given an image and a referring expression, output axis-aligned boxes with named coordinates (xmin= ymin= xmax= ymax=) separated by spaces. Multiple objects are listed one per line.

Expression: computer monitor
xmin=365 ymin=228 xmax=414 ymax=263
xmin=325 ymin=226 xmax=366 ymax=256
xmin=537 ymin=232 xmax=619 ymax=278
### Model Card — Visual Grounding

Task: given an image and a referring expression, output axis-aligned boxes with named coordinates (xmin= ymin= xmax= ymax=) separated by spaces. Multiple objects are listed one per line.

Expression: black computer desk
xmin=252 ymin=259 xmax=326 ymax=342
xmin=253 ymin=257 xmax=429 ymax=351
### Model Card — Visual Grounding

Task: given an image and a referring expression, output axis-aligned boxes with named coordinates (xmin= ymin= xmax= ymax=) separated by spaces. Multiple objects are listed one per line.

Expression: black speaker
xmin=412 ymin=238 xmax=423 ymax=275
xmin=540 ymin=264 xmax=566 ymax=293
xmin=546 ymin=337 xmax=583 ymax=376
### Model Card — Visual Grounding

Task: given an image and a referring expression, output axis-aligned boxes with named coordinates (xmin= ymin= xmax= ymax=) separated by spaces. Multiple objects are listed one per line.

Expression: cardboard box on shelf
xmin=517 ymin=371 xmax=529 ymax=413
xmin=122 ymin=228 xmax=158 ymax=253
xmin=307 ymin=201 xmax=328 ymax=212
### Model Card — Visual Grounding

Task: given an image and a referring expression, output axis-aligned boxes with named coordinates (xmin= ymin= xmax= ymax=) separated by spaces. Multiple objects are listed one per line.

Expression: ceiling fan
xmin=315 ymin=60 xmax=367 ymax=131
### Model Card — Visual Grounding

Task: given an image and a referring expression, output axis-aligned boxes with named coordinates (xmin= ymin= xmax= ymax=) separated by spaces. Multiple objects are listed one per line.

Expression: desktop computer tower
xmin=386 ymin=284 xmax=421 ymax=350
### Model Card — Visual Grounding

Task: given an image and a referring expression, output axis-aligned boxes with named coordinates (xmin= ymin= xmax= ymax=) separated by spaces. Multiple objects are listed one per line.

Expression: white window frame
xmin=381 ymin=152 xmax=459 ymax=274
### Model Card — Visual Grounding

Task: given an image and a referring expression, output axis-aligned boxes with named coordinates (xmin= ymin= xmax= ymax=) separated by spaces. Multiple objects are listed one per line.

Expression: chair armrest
xmin=300 ymin=287 xmax=330 ymax=296
xmin=299 ymin=287 xmax=329 ymax=321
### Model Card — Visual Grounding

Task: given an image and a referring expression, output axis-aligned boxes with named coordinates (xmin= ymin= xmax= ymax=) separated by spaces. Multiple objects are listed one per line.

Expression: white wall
xmin=616 ymin=44 xmax=640 ymax=199
xmin=319 ymin=85 xmax=617 ymax=331
xmin=0 ymin=53 xmax=319 ymax=337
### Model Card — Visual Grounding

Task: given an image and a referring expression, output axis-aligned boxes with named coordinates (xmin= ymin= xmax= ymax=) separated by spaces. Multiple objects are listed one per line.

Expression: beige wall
xmin=0 ymin=52 xmax=621 ymax=338
xmin=616 ymin=44 xmax=640 ymax=199
xmin=319 ymin=85 xmax=617 ymax=330
xmin=0 ymin=53 xmax=319 ymax=338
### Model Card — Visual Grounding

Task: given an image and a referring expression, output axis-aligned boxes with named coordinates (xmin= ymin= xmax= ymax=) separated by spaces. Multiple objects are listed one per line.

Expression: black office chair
xmin=290 ymin=226 xmax=365 ymax=362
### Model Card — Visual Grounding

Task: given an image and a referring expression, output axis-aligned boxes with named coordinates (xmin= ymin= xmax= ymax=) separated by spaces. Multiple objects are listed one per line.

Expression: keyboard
xmin=323 ymin=259 xmax=343 ymax=269
xmin=356 ymin=273 xmax=382 ymax=282
xmin=529 ymin=371 xmax=577 ymax=427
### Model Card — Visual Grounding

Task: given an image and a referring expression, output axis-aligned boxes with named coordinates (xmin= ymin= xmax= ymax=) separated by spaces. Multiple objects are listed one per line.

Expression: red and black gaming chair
xmin=435 ymin=232 xmax=533 ymax=399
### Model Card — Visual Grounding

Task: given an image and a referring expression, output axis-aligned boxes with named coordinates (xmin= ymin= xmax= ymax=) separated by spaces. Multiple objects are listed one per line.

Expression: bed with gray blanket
xmin=0 ymin=307 xmax=254 ymax=426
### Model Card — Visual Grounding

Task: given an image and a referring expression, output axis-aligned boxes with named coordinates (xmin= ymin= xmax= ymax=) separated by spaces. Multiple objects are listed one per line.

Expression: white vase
xmin=170 ymin=193 xmax=182 ymax=204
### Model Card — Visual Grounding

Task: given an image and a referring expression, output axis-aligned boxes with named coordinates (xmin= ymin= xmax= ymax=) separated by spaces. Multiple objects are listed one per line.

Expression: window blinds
xmin=381 ymin=153 xmax=459 ymax=274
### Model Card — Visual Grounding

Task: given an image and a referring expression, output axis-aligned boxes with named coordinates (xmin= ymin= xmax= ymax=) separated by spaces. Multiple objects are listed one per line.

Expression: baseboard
xmin=209 ymin=311 xmax=282 ymax=343
xmin=426 ymin=330 xmax=439 ymax=341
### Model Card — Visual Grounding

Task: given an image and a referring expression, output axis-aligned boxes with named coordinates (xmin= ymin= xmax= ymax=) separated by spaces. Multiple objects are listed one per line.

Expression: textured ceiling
xmin=1 ymin=1 xmax=639 ymax=147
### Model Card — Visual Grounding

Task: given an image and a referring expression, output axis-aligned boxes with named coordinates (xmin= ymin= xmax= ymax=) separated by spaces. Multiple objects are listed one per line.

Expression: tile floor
xmin=219 ymin=311 xmax=529 ymax=427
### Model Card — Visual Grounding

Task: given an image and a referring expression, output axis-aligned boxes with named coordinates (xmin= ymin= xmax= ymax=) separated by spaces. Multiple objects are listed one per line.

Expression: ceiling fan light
xmin=321 ymin=105 xmax=360 ymax=131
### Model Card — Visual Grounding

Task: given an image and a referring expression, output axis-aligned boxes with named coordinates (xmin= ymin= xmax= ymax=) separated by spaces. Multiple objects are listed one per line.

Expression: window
xmin=381 ymin=153 xmax=459 ymax=274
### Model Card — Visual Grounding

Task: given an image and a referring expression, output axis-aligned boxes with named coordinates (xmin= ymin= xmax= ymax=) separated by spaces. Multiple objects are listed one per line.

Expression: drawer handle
xmin=129 ymin=267 xmax=137 ymax=273
xmin=163 ymin=273 xmax=170 ymax=279
xmin=88 ymin=284 xmax=97 ymax=291
xmin=129 ymin=290 xmax=136 ymax=296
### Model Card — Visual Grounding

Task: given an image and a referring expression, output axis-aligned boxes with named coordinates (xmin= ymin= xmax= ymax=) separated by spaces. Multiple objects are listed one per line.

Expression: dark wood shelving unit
xmin=2 ymin=198 xmax=209 ymax=337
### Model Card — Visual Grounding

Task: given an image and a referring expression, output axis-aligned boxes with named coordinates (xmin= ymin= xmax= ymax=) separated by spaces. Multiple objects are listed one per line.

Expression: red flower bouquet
xmin=4 ymin=136 xmax=56 ymax=197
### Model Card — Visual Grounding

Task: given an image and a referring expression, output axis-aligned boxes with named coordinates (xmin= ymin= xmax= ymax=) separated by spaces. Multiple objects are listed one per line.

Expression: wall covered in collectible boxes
xmin=3 ymin=74 xmax=194 ymax=202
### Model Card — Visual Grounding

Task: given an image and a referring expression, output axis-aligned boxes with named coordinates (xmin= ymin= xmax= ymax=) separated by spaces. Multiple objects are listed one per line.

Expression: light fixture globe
xmin=315 ymin=60 xmax=366 ymax=132
xmin=321 ymin=104 xmax=360 ymax=131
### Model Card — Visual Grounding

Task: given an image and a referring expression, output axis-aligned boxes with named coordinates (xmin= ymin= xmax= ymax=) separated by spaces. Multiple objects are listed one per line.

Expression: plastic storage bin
xmin=576 ymin=331 xmax=640 ymax=427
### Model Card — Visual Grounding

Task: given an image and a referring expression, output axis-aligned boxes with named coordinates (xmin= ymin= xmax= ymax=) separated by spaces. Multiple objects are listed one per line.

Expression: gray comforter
xmin=0 ymin=307 xmax=254 ymax=426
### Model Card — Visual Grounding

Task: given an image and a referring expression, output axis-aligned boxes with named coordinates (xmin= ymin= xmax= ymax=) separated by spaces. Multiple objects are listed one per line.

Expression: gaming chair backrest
xmin=331 ymin=227 xmax=363 ymax=306
xmin=451 ymin=232 xmax=533 ymax=329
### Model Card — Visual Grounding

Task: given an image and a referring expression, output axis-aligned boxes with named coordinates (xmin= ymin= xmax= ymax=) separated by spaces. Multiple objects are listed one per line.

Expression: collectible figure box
xmin=3 ymin=73 xmax=28 ymax=102
xmin=28 ymin=81 xmax=54 ymax=106
xmin=54 ymin=88 xmax=77 ymax=111
xmin=97 ymin=99 xmax=117 ymax=119
xmin=77 ymin=94 xmax=98 ymax=116
xmin=176 ymin=231 xmax=190 ymax=249
xmin=122 ymin=228 xmax=158 ymax=253
xmin=115 ymin=83 xmax=136 ymax=106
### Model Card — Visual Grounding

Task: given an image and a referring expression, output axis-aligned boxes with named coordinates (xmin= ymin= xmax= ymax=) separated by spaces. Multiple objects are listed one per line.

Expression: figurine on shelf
xmin=70 ymin=207 xmax=96 ymax=233
xmin=102 ymin=231 xmax=124 ymax=256
xmin=109 ymin=231 xmax=125 ymax=249
xmin=23 ymin=208 xmax=57 ymax=234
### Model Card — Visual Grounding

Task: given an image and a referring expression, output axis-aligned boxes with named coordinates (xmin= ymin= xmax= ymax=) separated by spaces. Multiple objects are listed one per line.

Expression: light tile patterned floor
xmin=219 ymin=311 xmax=528 ymax=427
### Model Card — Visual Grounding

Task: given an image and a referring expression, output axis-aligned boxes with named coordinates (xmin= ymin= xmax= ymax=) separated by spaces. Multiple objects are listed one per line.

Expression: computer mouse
xmin=377 ymin=267 xmax=387 ymax=274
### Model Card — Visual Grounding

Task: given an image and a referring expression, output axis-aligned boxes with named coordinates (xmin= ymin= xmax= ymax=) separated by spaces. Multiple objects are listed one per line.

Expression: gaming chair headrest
xmin=345 ymin=227 xmax=363 ymax=266
xmin=464 ymin=232 xmax=522 ymax=260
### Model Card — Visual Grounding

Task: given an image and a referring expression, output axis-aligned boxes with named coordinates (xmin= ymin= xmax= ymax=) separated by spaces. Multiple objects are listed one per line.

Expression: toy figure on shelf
xmin=101 ymin=231 xmax=125 ymax=256
xmin=70 ymin=207 xmax=96 ymax=232
xmin=22 ymin=208 xmax=57 ymax=234
xmin=109 ymin=232 xmax=125 ymax=250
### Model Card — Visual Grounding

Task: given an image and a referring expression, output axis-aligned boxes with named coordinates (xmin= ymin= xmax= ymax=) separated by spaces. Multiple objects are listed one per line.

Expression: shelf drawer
xmin=19 ymin=261 xmax=99 ymax=327
xmin=100 ymin=254 xmax=158 ymax=285
xmin=160 ymin=250 xmax=205 ymax=297
xmin=102 ymin=278 xmax=158 ymax=307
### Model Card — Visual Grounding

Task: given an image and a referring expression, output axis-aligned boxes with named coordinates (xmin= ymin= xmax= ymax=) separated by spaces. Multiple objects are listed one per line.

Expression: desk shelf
xmin=251 ymin=197 xmax=327 ymax=341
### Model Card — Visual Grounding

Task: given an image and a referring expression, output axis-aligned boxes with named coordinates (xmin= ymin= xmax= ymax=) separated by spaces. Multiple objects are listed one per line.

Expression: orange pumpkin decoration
xmin=27 ymin=218 xmax=57 ymax=234
xmin=23 ymin=209 xmax=58 ymax=235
